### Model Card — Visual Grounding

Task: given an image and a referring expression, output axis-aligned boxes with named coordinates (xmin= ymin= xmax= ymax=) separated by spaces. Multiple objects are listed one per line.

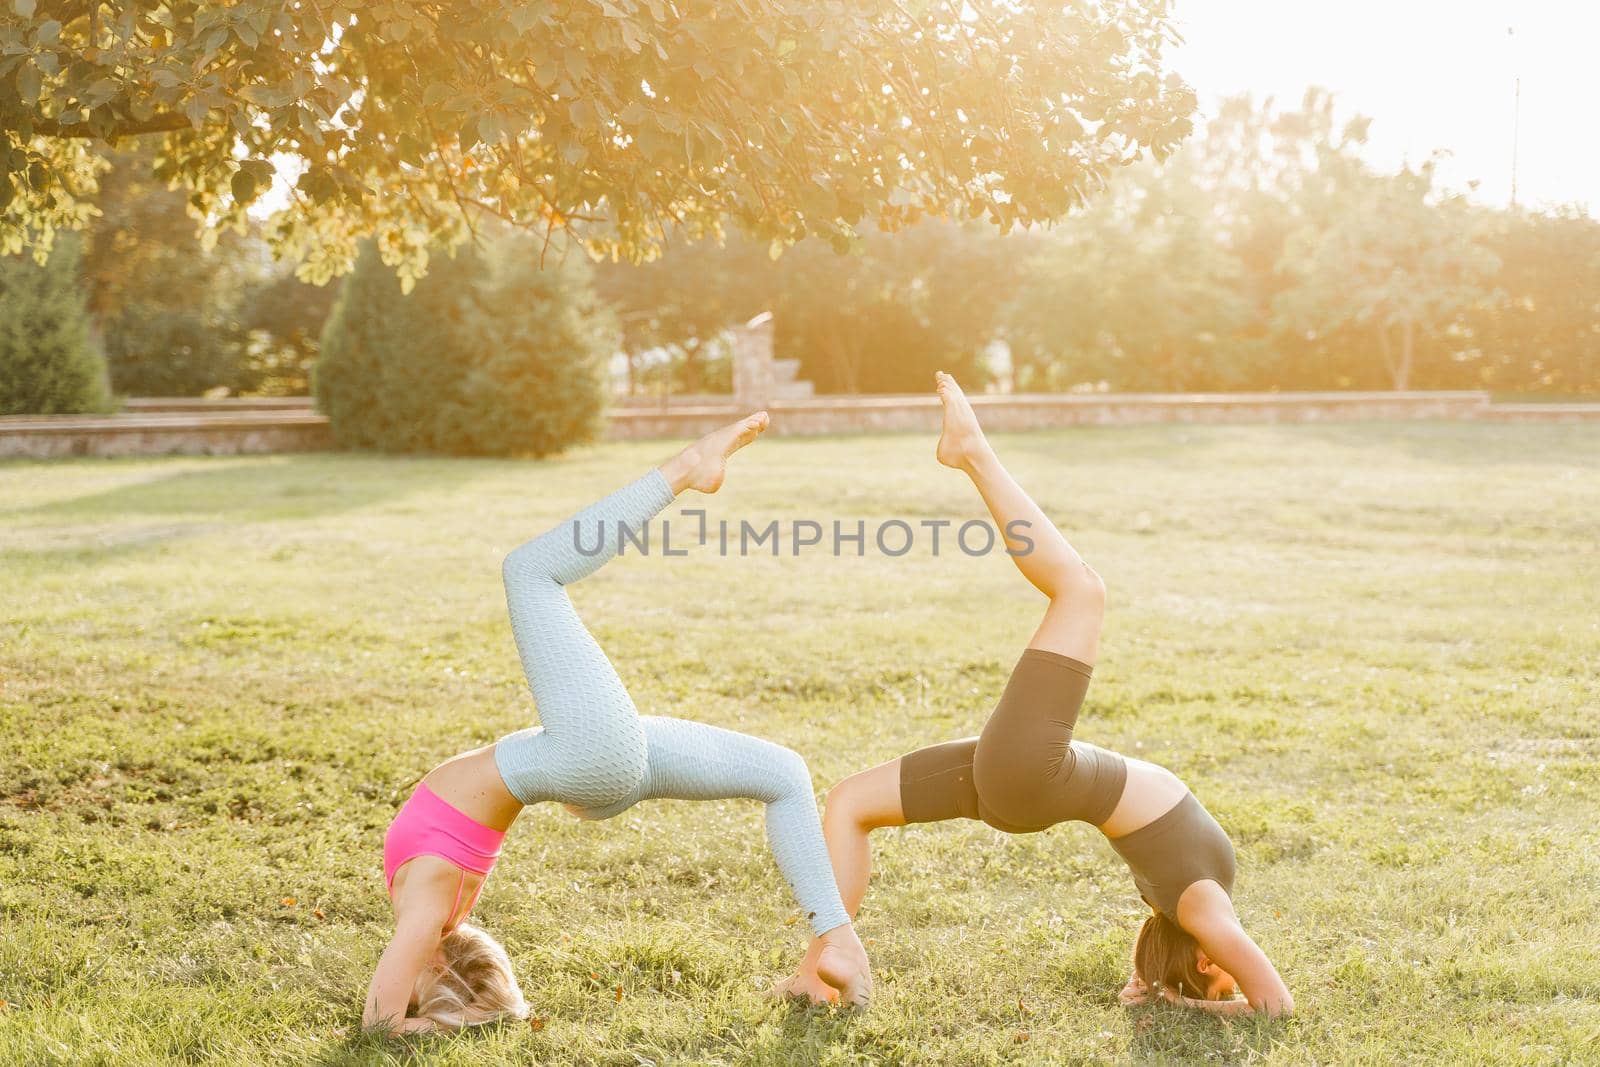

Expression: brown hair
xmin=1133 ymin=912 xmax=1214 ymax=1000
xmin=413 ymin=923 xmax=529 ymax=1029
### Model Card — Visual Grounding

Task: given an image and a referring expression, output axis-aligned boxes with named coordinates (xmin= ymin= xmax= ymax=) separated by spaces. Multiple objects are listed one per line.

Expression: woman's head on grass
xmin=1134 ymin=911 xmax=1237 ymax=1001
xmin=410 ymin=923 xmax=530 ymax=1029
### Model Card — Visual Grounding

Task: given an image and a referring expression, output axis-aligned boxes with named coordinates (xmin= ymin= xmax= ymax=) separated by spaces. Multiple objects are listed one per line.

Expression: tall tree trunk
xmin=1377 ymin=325 xmax=1397 ymax=390
xmin=682 ymin=340 xmax=702 ymax=394
xmin=823 ymin=319 xmax=858 ymax=394
xmin=1396 ymin=316 xmax=1415 ymax=391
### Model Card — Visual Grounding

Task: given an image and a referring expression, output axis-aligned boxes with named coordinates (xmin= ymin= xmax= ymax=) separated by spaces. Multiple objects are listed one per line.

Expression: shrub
xmin=101 ymin=299 xmax=242 ymax=397
xmin=315 ymin=239 xmax=609 ymax=456
xmin=0 ymin=240 xmax=110 ymax=415
xmin=443 ymin=241 xmax=611 ymax=454
xmin=234 ymin=271 xmax=341 ymax=396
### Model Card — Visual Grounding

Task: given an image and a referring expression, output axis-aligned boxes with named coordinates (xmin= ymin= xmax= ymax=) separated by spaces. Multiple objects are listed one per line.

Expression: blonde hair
xmin=413 ymin=923 xmax=530 ymax=1029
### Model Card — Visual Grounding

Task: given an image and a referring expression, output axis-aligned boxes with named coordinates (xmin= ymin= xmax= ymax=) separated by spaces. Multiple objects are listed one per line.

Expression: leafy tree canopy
xmin=2 ymin=0 xmax=1194 ymax=283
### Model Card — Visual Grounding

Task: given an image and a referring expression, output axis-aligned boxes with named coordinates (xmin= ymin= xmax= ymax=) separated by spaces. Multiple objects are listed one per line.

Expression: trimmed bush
xmin=0 ymin=240 xmax=110 ymax=415
xmin=102 ymin=300 xmax=240 ymax=397
xmin=316 ymin=239 xmax=609 ymax=456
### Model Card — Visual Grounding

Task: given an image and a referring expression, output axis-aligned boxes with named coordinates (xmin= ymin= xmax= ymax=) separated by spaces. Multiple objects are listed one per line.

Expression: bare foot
xmin=660 ymin=411 xmax=770 ymax=495
xmin=766 ymin=970 xmax=838 ymax=1006
xmin=934 ymin=371 xmax=991 ymax=471
xmin=816 ymin=935 xmax=873 ymax=1008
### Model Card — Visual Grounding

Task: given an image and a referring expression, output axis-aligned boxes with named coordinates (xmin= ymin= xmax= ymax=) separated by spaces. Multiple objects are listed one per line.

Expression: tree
xmin=1274 ymin=157 xmax=1499 ymax=390
xmin=1000 ymin=91 xmax=1366 ymax=392
xmin=593 ymin=233 xmax=772 ymax=395
xmin=1465 ymin=207 xmax=1600 ymax=397
xmin=1004 ymin=150 xmax=1262 ymax=391
xmin=3 ymin=0 xmax=1195 ymax=281
xmin=315 ymin=236 xmax=607 ymax=455
xmin=233 ymin=267 xmax=340 ymax=395
xmin=83 ymin=146 xmax=263 ymax=396
xmin=1001 ymin=89 xmax=1515 ymax=393
xmin=316 ymin=243 xmax=483 ymax=451
xmin=0 ymin=236 xmax=109 ymax=414
xmin=447 ymin=238 xmax=612 ymax=452
xmin=597 ymin=221 xmax=1016 ymax=395
xmin=773 ymin=222 xmax=1015 ymax=393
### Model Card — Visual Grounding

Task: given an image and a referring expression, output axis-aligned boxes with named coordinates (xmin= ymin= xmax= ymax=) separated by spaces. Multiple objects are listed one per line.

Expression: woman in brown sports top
xmin=774 ymin=373 xmax=1293 ymax=1017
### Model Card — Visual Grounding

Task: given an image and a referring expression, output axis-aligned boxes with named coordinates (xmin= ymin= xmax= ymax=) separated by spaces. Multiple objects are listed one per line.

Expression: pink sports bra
xmin=383 ymin=782 xmax=506 ymax=932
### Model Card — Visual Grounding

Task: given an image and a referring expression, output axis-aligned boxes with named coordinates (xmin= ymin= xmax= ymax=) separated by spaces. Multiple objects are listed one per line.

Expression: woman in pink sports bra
xmin=371 ymin=749 xmax=530 ymax=1031
xmin=364 ymin=414 xmax=873 ymax=1033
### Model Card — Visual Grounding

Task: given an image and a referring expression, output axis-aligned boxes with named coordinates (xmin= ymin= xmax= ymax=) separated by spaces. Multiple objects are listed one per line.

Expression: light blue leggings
xmin=493 ymin=470 xmax=851 ymax=936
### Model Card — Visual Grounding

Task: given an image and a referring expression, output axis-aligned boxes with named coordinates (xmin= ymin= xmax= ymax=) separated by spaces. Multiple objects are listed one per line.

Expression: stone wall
xmin=121 ymin=397 xmax=317 ymax=413
xmin=1474 ymin=403 xmax=1600 ymax=423
xmin=6 ymin=392 xmax=1596 ymax=458
xmin=0 ymin=412 xmax=331 ymax=459
xmin=604 ymin=390 xmax=1499 ymax=439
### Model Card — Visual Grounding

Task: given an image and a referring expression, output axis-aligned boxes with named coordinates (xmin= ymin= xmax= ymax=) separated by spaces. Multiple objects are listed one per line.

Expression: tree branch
xmin=30 ymin=112 xmax=193 ymax=139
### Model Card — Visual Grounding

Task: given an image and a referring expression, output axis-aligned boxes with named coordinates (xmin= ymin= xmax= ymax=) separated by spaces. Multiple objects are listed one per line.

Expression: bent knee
xmin=503 ymin=538 xmax=557 ymax=585
xmin=502 ymin=543 xmax=542 ymax=586
xmin=768 ymin=745 xmax=814 ymax=797
xmin=824 ymin=770 xmax=887 ymax=831
xmin=1067 ymin=562 xmax=1107 ymax=607
xmin=1041 ymin=560 xmax=1105 ymax=617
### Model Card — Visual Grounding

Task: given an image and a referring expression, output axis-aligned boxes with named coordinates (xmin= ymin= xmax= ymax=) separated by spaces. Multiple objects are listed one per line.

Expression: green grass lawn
xmin=3 ymin=422 xmax=1598 ymax=1065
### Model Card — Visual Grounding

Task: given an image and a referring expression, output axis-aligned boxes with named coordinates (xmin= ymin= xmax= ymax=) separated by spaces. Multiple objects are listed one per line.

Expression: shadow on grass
xmin=741 ymin=996 xmax=869 ymax=1066
xmin=1126 ymin=1001 xmax=1289 ymax=1063
xmin=301 ymin=1005 xmax=869 ymax=1067
xmin=1287 ymin=421 xmax=1600 ymax=471
xmin=15 ymin=454 xmax=497 ymax=523
xmin=306 ymin=1016 xmax=525 ymax=1067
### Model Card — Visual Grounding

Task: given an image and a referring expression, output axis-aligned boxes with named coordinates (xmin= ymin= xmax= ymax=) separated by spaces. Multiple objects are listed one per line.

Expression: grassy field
xmin=2 ymin=422 xmax=1598 ymax=1065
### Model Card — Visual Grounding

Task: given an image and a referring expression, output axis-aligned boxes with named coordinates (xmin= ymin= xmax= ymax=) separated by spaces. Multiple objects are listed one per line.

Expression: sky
xmin=1166 ymin=0 xmax=1599 ymax=213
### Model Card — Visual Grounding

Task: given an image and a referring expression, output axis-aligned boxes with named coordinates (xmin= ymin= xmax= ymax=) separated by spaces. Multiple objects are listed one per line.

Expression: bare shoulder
xmin=1175 ymin=879 xmax=1237 ymax=930
xmin=389 ymin=856 xmax=464 ymax=923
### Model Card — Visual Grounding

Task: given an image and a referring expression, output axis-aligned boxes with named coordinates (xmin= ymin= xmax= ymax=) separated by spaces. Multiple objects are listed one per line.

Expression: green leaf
xmin=35 ymin=18 xmax=60 ymax=44
xmin=231 ymin=168 xmax=259 ymax=204
xmin=12 ymin=0 xmax=35 ymax=17
xmin=85 ymin=77 xmax=119 ymax=103
xmin=17 ymin=60 xmax=39 ymax=103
